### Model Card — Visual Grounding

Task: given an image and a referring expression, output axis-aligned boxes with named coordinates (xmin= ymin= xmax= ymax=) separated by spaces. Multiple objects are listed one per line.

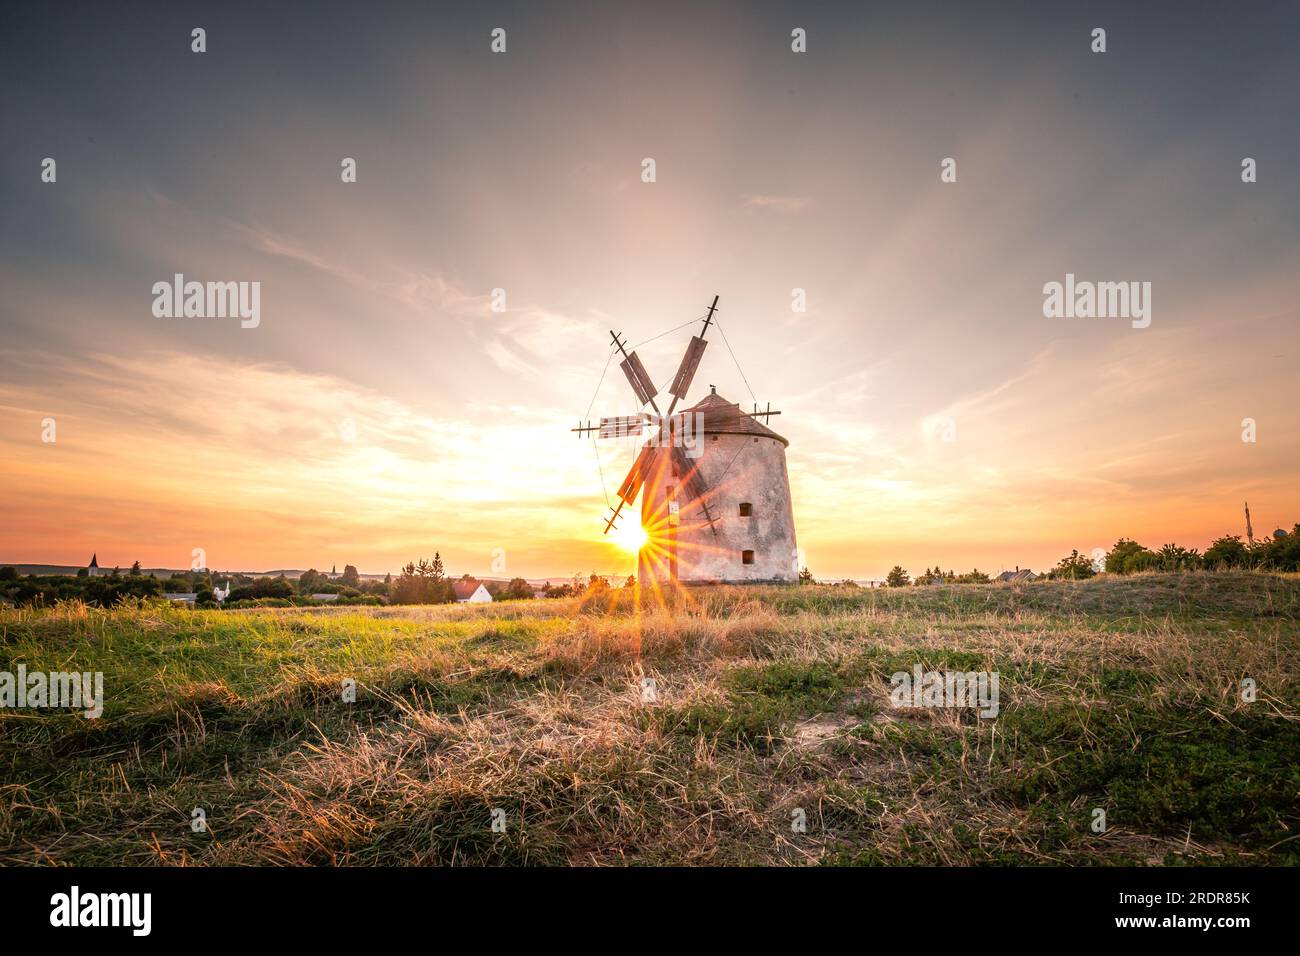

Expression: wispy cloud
xmin=740 ymin=194 xmax=810 ymax=213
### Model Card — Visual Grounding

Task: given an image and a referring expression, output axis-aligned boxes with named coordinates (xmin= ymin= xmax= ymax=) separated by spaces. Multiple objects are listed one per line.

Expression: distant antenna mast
xmin=1245 ymin=501 xmax=1255 ymax=547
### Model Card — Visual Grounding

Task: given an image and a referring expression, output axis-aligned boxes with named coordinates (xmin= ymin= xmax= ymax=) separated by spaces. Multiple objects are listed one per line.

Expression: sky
xmin=2 ymin=0 xmax=1298 ymax=581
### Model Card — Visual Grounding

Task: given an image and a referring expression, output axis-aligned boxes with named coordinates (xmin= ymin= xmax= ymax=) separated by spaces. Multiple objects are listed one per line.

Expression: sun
xmin=610 ymin=518 xmax=648 ymax=554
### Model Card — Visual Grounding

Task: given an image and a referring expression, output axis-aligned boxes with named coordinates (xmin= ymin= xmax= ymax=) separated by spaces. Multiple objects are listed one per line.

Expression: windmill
xmin=573 ymin=295 xmax=798 ymax=586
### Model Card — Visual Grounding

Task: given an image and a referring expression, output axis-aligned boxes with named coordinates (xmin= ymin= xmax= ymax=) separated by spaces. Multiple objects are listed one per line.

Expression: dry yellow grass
xmin=1 ymin=572 xmax=1297 ymax=865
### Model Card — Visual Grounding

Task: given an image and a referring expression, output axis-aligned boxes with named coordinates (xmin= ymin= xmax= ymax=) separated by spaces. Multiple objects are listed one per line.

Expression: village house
xmin=996 ymin=567 xmax=1038 ymax=583
xmin=452 ymin=579 xmax=492 ymax=603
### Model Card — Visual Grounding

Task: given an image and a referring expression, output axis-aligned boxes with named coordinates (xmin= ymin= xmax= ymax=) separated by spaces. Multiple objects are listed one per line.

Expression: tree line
xmin=878 ymin=519 xmax=1299 ymax=586
xmin=0 ymin=553 xmax=632 ymax=609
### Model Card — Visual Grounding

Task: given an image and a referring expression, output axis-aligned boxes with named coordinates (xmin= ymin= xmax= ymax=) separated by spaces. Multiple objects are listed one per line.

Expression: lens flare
xmin=610 ymin=519 xmax=648 ymax=554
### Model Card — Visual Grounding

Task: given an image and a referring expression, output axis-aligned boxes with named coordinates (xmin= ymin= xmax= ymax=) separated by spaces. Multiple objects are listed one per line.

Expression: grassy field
xmin=1 ymin=572 xmax=1297 ymax=866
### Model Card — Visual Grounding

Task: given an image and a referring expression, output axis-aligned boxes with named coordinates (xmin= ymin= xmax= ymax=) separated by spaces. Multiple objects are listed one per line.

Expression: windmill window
xmin=742 ymin=550 xmax=755 ymax=565
xmin=739 ymin=502 xmax=753 ymax=517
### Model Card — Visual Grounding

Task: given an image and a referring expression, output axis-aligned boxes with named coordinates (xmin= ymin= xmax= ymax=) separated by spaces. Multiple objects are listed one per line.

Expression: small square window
xmin=742 ymin=550 xmax=755 ymax=565
xmin=739 ymin=502 xmax=752 ymax=517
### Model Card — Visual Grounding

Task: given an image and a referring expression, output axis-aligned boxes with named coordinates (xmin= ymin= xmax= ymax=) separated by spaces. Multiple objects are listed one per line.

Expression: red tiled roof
xmin=452 ymin=579 xmax=482 ymax=599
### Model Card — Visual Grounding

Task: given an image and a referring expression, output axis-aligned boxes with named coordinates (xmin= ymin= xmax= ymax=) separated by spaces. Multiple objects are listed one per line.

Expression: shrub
xmin=1049 ymin=550 xmax=1096 ymax=580
xmin=1104 ymin=538 xmax=1152 ymax=574
xmin=1204 ymin=535 xmax=1248 ymax=569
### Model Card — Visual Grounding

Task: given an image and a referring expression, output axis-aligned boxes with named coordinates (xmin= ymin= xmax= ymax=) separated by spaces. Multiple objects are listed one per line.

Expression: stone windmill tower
xmin=574 ymin=296 xmax=798 ymax=586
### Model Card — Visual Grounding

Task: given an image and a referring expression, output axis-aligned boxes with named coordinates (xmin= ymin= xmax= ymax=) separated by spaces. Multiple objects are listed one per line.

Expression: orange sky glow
xmin=3 ymin=5 xmax=1297 ymax=581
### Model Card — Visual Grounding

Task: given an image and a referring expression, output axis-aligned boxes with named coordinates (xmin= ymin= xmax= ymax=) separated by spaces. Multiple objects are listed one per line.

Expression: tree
xmin=502 ymin=577 xmax=533 ymax=600
xmin=915 ymin=566 xmax=949 ymax=585
xmin=76 ymin=570 xmax=163 ymax=606
xmin=798 ymin=567 xmax=814 ymax=584
xmin=1050 ymin=549 xmax=1096 ymax=580
xmin=885 ymin=566 xmax=910 ymax=588
xmin=389 ymin=565 xmax=427 ymax=604
xmin=1104 ymin=538 xmax=1152 ymax=574
xmin=390 ymin=557 xmax=455 ymax=604
xmin=1204 ymin=535 xmax=1248 ymax=569
xmin=1156 ymin=543 xmax=1201 ymax=571
xmin=341 ymin=565 xmax=360 ymax=588
xmin=1256 ymin=524 xmax=1300 ymax=571
xmin=0 ymin=566 xmax=17 ymax=582
xmin=299 ymin=568 xmax=326 ymax=594
xmin=129 ymin=560 xmax=142 ymax=576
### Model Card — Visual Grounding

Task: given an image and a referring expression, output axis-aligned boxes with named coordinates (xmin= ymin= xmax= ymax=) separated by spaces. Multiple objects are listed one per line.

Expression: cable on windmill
xmin=592 ymin=436 xmax=611 ymax=508
xmin=583 ymin=345 xmax=617 ymax=422
xmin=714 ymin=315 xmax=758 ymax=405
xmin=627 ymin=314 xmax=709 ymax=352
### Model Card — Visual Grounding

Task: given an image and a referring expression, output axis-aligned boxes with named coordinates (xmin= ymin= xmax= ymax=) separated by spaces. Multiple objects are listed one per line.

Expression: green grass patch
xmin=994 ymin=702 xmax=1300 ymax=859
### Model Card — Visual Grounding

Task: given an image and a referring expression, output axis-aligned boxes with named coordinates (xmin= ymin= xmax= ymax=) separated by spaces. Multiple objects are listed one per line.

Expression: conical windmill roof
xmin=679 ymin=391 xmax=788 ymax=446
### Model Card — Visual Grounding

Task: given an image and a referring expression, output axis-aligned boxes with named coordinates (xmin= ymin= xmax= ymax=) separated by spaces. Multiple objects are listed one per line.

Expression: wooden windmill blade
xmin=605 ymin=442 xmax=662 ymax=535
xmin=663 ymin=298 xmax=718 ymax=418
xmin=667 ymin=336 xmax=708 ymax=400
xmin=619 ymin=351 xmax=658 ymax=407
xmin=617 ymin=444 xmax=658 ymax=505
